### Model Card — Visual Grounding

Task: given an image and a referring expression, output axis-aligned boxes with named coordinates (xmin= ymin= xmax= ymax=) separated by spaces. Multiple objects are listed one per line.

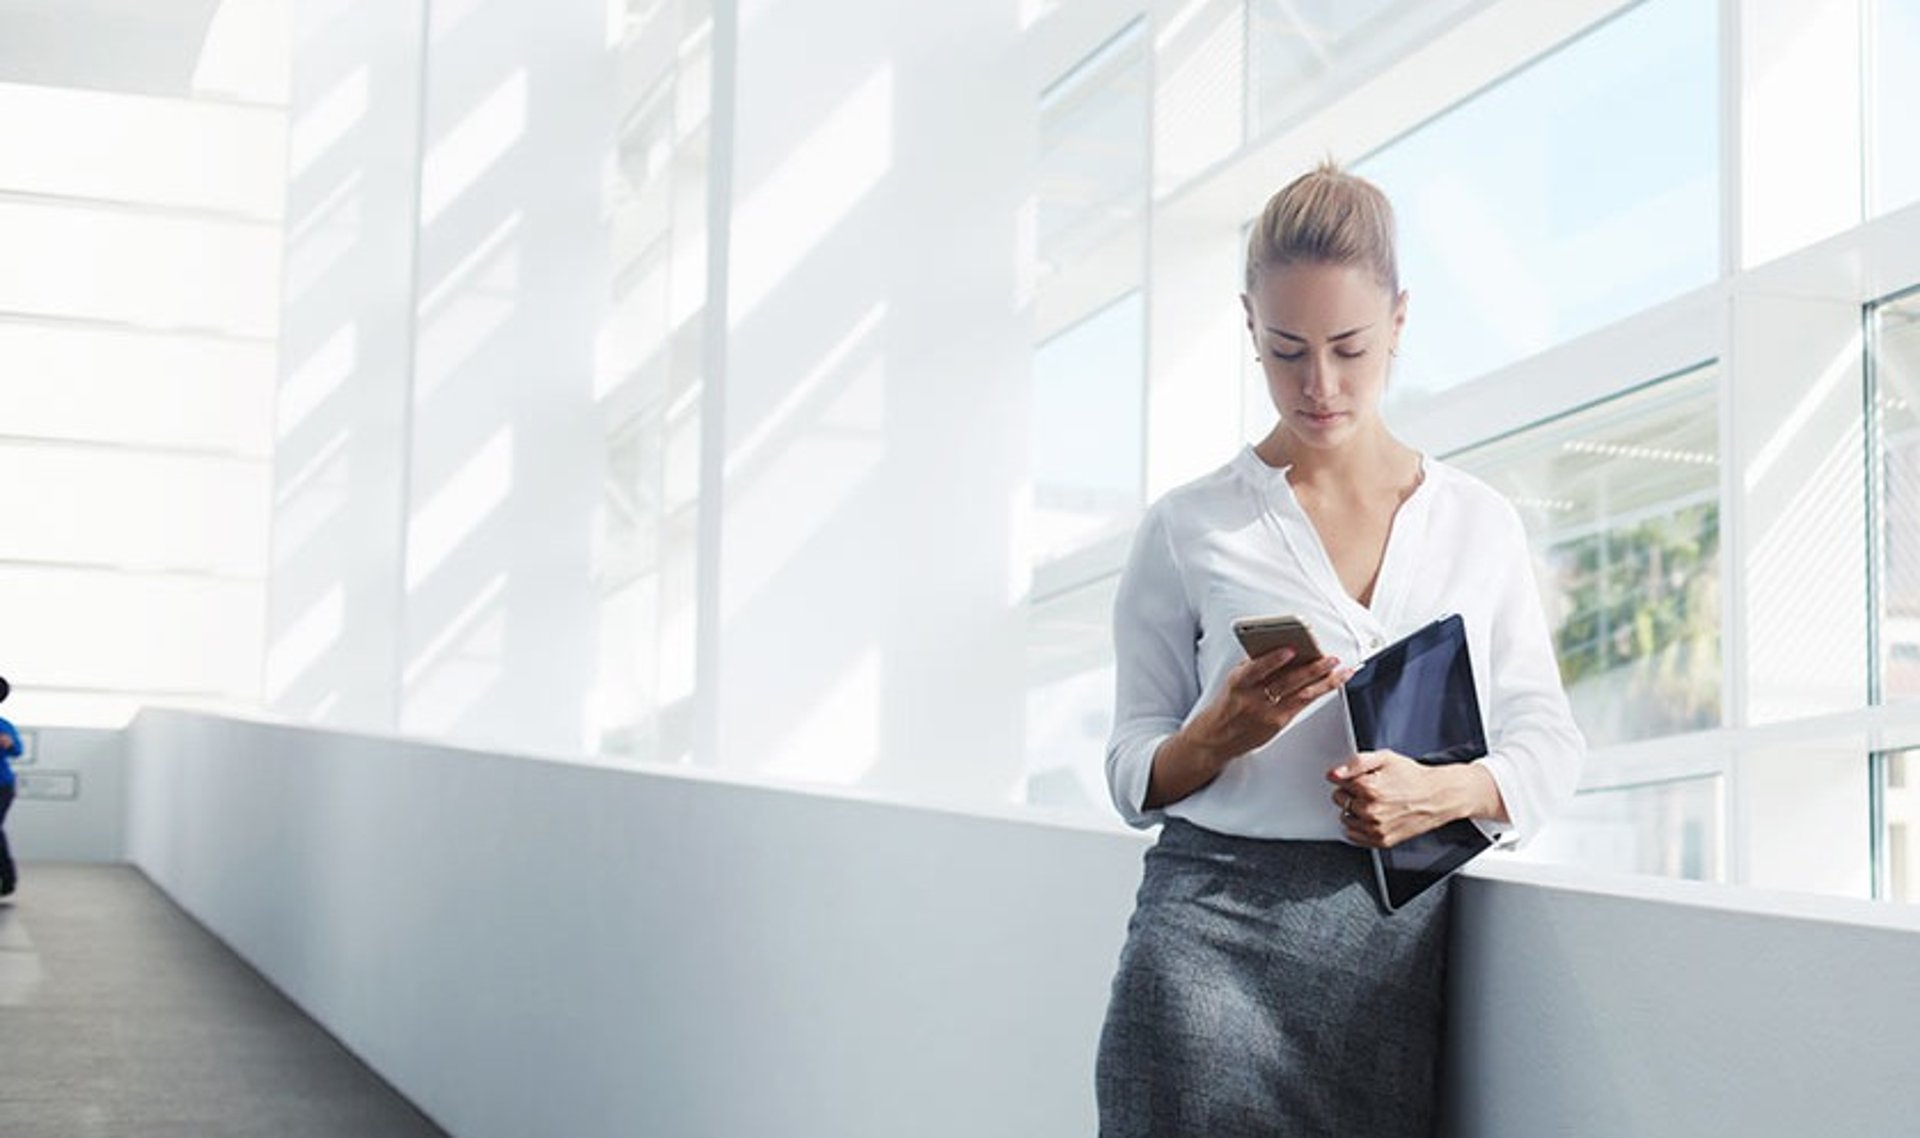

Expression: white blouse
xmin=1105 ymin=445 xmax=1584 ymax=846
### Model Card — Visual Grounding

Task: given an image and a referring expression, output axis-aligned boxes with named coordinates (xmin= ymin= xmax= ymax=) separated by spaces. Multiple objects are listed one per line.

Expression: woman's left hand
xmin=1325 ymin=751 xmax=1503 ymax=849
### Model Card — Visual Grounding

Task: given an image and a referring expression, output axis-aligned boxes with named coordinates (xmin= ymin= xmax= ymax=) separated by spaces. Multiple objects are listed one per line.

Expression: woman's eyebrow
xmin=1264 ymin=323 xmax=1374 ymax=343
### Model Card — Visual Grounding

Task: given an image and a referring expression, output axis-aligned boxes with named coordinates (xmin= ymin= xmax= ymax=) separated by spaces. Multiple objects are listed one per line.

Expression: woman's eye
xmin=1269 ymin=350 xmax=1304 ymax=361
xmin=1334 ymin=349 xmax=1366 ymax=359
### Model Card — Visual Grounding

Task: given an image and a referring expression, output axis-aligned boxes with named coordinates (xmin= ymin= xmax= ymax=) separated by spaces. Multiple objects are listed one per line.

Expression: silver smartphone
xmin=1231 ymin=614 xmax=1325 ymax=664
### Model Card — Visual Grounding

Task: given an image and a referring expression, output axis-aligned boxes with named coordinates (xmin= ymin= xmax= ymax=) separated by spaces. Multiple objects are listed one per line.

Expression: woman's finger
xmin=1254 ymin=648 xmax=1330 ymax=689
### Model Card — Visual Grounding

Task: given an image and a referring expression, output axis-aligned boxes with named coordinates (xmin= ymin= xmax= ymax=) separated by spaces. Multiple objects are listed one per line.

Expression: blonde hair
xmin=1244 ymin=160 xmax=1398 ymax=294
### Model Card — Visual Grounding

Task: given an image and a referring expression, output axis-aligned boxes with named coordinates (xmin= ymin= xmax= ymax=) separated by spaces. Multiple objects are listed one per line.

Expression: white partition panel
xmin=122 ymin=710 xmax=1920 ymax=1138
xmin=1446 ymin=860 xmax=1920 ymax=1137
xmin=124 ymin=709 xmax=1143 ymax=1138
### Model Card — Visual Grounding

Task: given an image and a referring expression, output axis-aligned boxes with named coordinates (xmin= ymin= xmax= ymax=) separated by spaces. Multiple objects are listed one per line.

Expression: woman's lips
xmin=1297 ymin=409 xmax=1346 ymax=427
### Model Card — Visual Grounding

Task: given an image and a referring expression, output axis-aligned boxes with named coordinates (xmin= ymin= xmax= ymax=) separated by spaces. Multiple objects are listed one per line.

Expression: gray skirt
xmin=1096 ymin=819 xmax=1450 ymax=1137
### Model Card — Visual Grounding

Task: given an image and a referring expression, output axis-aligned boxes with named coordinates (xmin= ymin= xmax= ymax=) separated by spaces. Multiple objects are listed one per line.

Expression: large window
xmin=0 ymin=73 xmax=285 ymax=726
xmin=1031 ymin=17 xmax=1149 ymax=562
xmin=1450 ymin=365 xmax=1722 ymax=748
xmin=1871 ymin=0 xmax=1920 ymax=216
xmin=1875 ymin=289 xmax=1920 ymax=702
xmin=1024 ymin=21 xmax=1150 ymax=807
xmin=1245 ymin=0 xmax=1481 ymax=141
xmin=1031 ymin=292 xmax=1146 ymax=561
xmin=593 ymin=0 xmax=715 ymax=762
xmin=1360 ymin=0 xmax=1718 ymax=408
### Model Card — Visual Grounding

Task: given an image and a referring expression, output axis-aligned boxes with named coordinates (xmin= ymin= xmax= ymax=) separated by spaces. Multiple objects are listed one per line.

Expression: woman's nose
xmin=1301 ymin=355 xmax=1335 ymax=399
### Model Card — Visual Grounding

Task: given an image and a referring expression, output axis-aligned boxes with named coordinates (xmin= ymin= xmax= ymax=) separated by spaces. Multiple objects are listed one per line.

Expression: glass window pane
xmin=1359 ymin=0 xmax=1719 ymax=409
xmin=1248 ymin=0 xmax=1398 ymax=136
xmin=1032 ymin=292 xmax=1145 ymax=562
xmin=1871 ymin=0 xmax=1920 ymax=215
xmin=1037 ymin=18 xmax=1148 ymax=338
xmin=1245 ymin=0 xmax=1480 ymax=140
xmin=1526 ymin=774 xmax=1725 ymax=882
xmin=1152 ymin=0 xmax=1243 ymax=196
xmin=1877 ymin=291 xmax=1920 ymax=700
xmin=1450 ymin=364 xmax=1722 ymax=747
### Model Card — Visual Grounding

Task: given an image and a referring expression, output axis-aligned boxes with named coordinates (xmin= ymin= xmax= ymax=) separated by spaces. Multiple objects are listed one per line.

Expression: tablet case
xmin=1343 ymin=613 xmax=1492 ymax=911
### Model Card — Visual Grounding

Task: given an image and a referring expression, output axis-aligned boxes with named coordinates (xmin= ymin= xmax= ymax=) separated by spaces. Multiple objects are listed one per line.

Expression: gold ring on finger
xmin=1263 ymin=685 xmax=1282 ymax=704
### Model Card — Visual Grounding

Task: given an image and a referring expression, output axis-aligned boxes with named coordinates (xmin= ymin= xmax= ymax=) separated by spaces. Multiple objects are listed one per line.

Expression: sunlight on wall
xmin=284 ymin=177 xmax=366 ymax=309
xmin=761 ymin=646 xmax=881 ymax=785
xmin=1747 ymin=423 xmax=1866 ymax=719
xmin=266 ymin=582 xmax=344 ymax=704
xmin=729 ymin=63 xmax=894 ymax=324
xmin=1744 ymin=331 xmax=1862 ymax=492
xmin=720 ymin=310 xmax=887 ymax=626
xmin=272 ymin=429 xmax=350 ymax=541
xmin=277 ymin=323 xmax=359 ymax=440
xmin=414 ymin=211 xmax=523 ymax=403
xmin=1020 ymin=0 xmax=1061 ymax=32
xmin=401 ymin=577 xmax=508 ymax=736
xmin=419 ymin=69 xmax=529 ymax=227
xmin=724 ymin=302 xmax=886 ymax=479
xmin=195 ymin=0 xmax=292 ymax=103
xmin=403 ymin=571 xmax=508 ymax=688
xmin=289 ymin=65 xmax=369 ymax=178
xmin=406 ymin=426 xmax=514 ymax=591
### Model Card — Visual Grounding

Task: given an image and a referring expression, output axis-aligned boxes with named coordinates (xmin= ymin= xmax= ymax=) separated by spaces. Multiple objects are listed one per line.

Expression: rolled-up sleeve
xmin=1104 ymin=507 xmax=1201 ymax=828
xmin=1477 ymin=507 xmax=1585 ymax=847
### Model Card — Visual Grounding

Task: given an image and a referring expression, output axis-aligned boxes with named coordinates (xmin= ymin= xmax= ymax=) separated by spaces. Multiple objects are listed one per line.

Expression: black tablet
xmin=1344 ymin=614 xmax=1493 ymax=912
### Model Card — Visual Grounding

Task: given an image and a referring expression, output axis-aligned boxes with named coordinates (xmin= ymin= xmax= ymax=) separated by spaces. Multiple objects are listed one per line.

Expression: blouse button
xmin=1367 ymin=635 xmax=1384 ymax=651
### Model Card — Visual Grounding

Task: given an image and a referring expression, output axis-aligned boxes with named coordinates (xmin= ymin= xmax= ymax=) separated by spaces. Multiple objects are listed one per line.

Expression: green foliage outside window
xmin=1546 ymin=501 xmax=1720 ymax=744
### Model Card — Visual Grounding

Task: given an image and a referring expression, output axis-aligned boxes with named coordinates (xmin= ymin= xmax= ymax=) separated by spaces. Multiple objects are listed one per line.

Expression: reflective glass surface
xmin=1877 ymin=293 xmax=1920 ymax=701
xmin=1451 ymin=365 xmax=1721 ymax=747
xmin=1359 ymin=0 xmax=1718 ymax=407
xmin=1031 ymin=292 xmax=1145 ymax=562
xmin=1873 ymin=0 xmax=1920 ymax=215
xmin=1532 ymin=774 xmax=1725 ymax=882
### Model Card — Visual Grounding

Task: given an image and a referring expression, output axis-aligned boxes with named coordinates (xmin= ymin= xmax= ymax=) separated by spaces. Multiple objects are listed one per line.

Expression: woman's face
xmin=1242 ymin=261 xmax=1406 ymax=452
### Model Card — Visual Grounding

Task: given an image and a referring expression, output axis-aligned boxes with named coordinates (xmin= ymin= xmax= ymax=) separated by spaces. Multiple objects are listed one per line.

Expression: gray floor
xmin=0 ymin=863 xmax=450 ymax=1138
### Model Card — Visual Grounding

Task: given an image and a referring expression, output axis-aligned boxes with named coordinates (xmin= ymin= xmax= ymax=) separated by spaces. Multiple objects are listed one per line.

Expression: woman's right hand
xmin=1193 ymin=648 xmax=1352 ymax=760
xmin=1143 ymin=648 xmax=1354 ymax=809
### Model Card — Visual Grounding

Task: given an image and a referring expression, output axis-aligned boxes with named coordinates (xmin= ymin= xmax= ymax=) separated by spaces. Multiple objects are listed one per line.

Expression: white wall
xmin=4 ymin=727 xmax=126 ymax=863
xmin=122 ymin=709 xmax=1920 ymax=1138
xmin=271 ymin=0 xmax=427 ymax=732
xmin=399 ymin=0 xmax=607 ymax=749
xmin=271 ymin=0 xmax=1035 ymax=798
xmin=1446 ymin=860 xmax=1920 ymax=1137
xmin=123 ymin=709 xmax=1141 ymax=1138
xmin=717 ymin=0 xmax=1029 ymax=801
xmin=271 ymin=0 xmax=608 ymax=757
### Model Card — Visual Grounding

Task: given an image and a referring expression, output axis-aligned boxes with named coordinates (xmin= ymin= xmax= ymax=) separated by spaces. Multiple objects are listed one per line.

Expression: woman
xmin=1095 ymin=163 xmax=1583 ymax=1135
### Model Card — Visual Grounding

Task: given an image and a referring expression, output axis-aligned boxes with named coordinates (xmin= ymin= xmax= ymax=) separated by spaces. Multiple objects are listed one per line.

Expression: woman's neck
xmin=1256 ymin=422 xmax=1420 ymax=494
